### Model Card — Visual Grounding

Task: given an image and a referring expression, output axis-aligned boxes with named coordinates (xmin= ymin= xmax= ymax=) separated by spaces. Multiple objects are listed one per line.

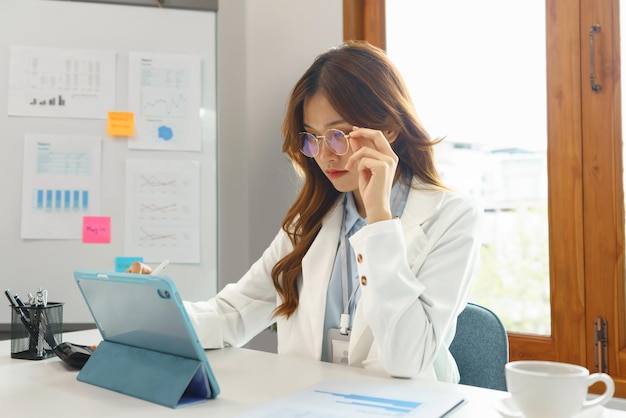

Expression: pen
xmin=5 ymin=289 xmax=27 ymax=320
xmin=4 ymin=289 xmax=34 ymax=335
xmin=150 ymin=260 xmax=170 ymax=276
xmin=13 ymin=293 xmax=29 ymax=318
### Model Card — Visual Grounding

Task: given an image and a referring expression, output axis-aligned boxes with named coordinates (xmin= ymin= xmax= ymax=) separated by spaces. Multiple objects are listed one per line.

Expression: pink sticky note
xmin=83 ymin=216 xmax=111 ymax=244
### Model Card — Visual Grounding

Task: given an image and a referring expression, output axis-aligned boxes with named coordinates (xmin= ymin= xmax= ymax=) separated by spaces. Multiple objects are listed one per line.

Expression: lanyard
xmin=338 ymin=180 xmax=409 ymax=335
xmin=339 ymin=219 xmax=359 ymax=334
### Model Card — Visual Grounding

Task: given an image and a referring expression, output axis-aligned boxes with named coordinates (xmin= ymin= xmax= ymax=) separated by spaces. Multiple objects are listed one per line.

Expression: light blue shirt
xmin=321 ymin=179 xmax=410 ymax=362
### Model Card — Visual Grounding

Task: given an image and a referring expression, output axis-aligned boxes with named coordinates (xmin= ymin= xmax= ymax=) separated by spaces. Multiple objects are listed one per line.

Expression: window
xmin=386 ymin=0 xmax=549 ymax=335
xmin=344 ymin=0 xmax=626 ymax=396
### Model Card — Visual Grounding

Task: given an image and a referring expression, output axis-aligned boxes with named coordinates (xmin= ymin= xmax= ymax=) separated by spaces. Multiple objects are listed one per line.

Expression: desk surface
xmin=1 ymin=330 xmax=623 ymax=417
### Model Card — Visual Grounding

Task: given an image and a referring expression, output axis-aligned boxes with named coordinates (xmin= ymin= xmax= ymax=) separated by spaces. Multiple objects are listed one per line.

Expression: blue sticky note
xmin=115 ymin=256 xmax=144 ymax=272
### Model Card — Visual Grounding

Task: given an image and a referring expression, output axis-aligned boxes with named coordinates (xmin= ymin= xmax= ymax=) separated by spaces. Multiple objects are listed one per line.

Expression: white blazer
xmin=184 ymin=180 xmax=483 ymax=382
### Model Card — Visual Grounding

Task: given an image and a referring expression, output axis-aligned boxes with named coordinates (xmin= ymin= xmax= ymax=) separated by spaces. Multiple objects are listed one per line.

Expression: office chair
xmin=449 ymin=302 xmax=509 ymax=391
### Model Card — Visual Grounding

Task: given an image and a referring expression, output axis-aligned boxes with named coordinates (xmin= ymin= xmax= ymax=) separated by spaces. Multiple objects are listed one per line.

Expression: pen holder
xmin=10 ymin=302 xmax=64 ymax=360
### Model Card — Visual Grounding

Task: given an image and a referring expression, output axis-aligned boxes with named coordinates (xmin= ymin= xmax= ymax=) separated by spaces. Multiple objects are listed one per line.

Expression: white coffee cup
xmin=504 ymin=360 xmax=614 ymax=418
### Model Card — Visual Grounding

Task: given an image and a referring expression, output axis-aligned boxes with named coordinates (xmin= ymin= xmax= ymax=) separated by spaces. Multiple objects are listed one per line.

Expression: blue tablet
xmin=73 ymin=270 xmax=220 ymax=407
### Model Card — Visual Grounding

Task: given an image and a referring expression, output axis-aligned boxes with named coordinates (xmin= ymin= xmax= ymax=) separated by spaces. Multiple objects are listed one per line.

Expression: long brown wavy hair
xmin=272 ymin=41 xmax=446 ymax=318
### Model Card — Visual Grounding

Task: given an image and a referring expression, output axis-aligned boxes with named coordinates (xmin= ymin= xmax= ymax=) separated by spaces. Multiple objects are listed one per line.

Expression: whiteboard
xmin=1 ymin=0 xmax=217 ymax=323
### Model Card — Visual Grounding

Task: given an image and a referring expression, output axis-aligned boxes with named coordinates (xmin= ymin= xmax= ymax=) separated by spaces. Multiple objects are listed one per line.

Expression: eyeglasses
xmin=299 ymin=129 xmax=349 ymax=158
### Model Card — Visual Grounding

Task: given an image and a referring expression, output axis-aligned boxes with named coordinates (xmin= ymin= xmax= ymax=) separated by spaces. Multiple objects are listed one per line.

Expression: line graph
xmin=134 ymin=226 xmax=194 ymax=251
xmin=138 ymin=174 xmax=177 ymax=190
xmin=128 ymin=53 xmax=202 ymax=151
xmin=138 ymin=227 xmax=178 ymax=242
xmin=140 ymin=203 xmax=177 ymax=214
xmin=125 ymin=159 xmax=200 ymax=262
xmin=137 ymin=200 xmax=189 ymax=222
xmin=142 ymin=92 xmax=187 ymax=117
xmin=141 ymin=88 xmax=189 ymax=118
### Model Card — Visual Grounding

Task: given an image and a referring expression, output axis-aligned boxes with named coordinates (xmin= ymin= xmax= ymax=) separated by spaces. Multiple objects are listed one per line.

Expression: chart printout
xmin=125 ymin=159 xmax=200 ymax=263
xmin=127 ymin=52 xmax=202 ymax=151
xmin=8 ymin=46 xmax=115 ymax=119
xmin=233 ymin=380 xmax=466 ymax=418
xmin=21 ymin=135 xmax=102 ymax=239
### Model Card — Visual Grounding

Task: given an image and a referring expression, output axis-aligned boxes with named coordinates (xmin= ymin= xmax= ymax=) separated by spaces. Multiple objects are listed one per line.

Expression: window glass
xmin=386 ymin=0 xmax=550 ymax=334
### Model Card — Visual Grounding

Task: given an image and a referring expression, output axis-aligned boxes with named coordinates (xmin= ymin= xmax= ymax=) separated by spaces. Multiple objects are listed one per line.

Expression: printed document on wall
xmin=125 ymin=159 xmax=200 ymax=263
xmin=8 ymin=46 xmax=116 ymax=119
xmin=21 ymin=135 xmax=102 ymax=239
xmin=127 ymin=52 xmax=202 ymax=151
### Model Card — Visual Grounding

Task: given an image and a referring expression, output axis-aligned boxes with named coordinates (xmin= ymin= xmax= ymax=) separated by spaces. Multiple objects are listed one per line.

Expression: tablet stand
xmin=77 ymin=340 xmax=211 ymax=408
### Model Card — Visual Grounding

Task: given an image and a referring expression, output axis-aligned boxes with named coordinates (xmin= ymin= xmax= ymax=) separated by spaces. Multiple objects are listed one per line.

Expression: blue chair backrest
xmin=449 ymin=302 xmax=509 ymax=391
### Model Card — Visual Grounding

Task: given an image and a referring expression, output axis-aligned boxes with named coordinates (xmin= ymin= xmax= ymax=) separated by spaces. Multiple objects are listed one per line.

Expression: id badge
xmin=327 ymin=328 xmax=350 ymax=365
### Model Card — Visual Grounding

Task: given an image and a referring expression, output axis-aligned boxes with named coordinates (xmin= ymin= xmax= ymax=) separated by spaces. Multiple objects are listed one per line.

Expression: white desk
xmin=1 ymin=329 xmax=623 ymax=417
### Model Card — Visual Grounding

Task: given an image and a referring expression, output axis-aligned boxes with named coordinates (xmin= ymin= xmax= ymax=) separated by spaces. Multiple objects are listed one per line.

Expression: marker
xmin=150 ymin=260 xmax=170 ymax=276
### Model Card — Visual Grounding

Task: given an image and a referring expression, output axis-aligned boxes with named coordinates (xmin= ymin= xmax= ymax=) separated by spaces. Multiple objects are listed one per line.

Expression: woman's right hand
xmin=126 ymin=261 xmax=153 ymax=274
xmin=345 ymin=126 xmax=399 ymax=223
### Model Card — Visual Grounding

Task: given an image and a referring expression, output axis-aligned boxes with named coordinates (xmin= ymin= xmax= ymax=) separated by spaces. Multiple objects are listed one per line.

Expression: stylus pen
xmin=150 ymin=260 xmax=170 ymax=276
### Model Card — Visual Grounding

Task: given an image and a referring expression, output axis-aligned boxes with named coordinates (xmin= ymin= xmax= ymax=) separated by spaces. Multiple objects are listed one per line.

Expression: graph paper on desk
xmin=233 ymin=380 xmax=465 ymax=418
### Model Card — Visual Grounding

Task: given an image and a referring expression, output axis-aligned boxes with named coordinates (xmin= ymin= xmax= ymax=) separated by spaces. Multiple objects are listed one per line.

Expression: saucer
xmin=493 ymin=397 xmax=522 ymax=418
xmin=494 ymin=396 xmax=608 ymax=418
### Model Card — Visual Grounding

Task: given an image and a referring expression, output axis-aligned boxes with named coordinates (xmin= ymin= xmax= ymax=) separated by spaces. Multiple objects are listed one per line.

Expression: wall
xmin=216 ymin=1 xmax=342 ymax=351
xmin=0 ymin=0 xmax=218 ymax=325
xmin=0 ymin=0 xmax=342 ymax=352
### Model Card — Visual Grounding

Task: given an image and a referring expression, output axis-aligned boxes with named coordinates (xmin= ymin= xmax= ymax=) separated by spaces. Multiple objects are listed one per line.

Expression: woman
xmin=130 ymin=41 xmax=482 ymax=382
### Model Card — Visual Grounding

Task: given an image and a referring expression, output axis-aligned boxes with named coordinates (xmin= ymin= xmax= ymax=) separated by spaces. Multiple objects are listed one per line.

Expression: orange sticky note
xmin=83 ymin=216 xmax=111 ymax=244
xmin=107 ymin=111 xmax=135 ymax=137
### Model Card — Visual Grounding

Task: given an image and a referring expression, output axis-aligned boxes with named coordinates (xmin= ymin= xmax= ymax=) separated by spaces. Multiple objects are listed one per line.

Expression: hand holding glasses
xmin=299 ymin=129 xmax=349 ymax=158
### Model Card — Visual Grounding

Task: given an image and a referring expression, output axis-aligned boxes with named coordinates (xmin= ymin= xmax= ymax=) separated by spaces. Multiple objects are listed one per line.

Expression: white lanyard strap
xmin=340 ymin=221 xmax=360 ymax=310
xmin=338 ymin=179 xmax=410 ymax=335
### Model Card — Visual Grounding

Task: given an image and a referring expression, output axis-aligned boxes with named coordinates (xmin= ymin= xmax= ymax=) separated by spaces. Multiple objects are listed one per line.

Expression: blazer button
xmin=356 ymin=254 xmax=363 ymax=263
xmin=360 ymin=276 xmax=367 ymax=286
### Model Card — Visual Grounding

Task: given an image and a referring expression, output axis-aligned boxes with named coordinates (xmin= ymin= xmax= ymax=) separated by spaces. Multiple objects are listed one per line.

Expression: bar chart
xmin=29 ymin=94 xmax=66 ymax=106
xmin=33 ymin=189 xmax=89 ymax=211
xmin=8 ymin=46 xmax=116 ymax=119
xmin=21 ymin=134 xmax=101 ymax=240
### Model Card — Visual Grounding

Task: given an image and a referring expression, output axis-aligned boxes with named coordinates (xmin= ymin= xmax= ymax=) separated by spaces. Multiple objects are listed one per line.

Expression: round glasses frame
xmin=299 ymin=129 xmax=349 ymax=158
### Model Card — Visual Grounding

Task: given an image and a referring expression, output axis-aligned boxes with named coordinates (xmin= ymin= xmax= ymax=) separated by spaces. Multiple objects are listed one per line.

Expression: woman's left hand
xmin=345 ymin=126 xmax=399 ymax=223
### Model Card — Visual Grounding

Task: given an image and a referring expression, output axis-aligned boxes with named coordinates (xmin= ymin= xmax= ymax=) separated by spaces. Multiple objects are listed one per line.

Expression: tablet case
xmin=73 ymin=270 xmax=220 ymax=408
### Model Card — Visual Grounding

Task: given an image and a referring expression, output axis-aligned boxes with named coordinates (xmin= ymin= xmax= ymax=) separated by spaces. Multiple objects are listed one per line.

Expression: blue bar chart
xmin=21 ymin=134 xmax=101 ymax=240
xmin=33 ymin=189 xmax=89 ymax=211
